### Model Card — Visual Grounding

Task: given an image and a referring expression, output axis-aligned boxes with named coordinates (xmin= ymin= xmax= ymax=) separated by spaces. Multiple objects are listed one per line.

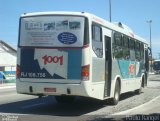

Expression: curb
xmin=112 ymin=95 xmax=160 ymax=115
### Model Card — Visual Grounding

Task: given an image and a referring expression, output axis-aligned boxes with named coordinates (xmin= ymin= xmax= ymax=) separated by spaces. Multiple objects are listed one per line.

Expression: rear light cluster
xmin=81 ymin=65 xmax=90 ymax=81
xmin=16 ymin=65 xmax=21 ymax=78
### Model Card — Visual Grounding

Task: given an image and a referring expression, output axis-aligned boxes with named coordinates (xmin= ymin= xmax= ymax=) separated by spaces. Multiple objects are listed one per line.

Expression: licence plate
xmin=44 ymin=88 xmax=56 ymax=92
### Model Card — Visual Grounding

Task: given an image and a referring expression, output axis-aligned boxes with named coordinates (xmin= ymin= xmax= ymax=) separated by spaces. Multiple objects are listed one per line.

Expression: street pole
xmin=147 ymin=20 xmax=152 ymax=72
xmin=109 ymin=0 xmax=112 ymax=22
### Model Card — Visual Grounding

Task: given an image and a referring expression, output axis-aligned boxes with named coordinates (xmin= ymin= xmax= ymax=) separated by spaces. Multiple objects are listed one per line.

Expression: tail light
xmin=81 ymin=65 xmax=90 ymax=81
xmin=16 ymin=65 xmax=21 ymax=78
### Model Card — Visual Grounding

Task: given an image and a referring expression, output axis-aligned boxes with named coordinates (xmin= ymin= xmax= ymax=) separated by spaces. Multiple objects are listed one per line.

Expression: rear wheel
xmin=109 ymin=80 xmax=120 ymax=105
xmin=144 ymin=72 xmax=148 ymax=87
xmin=135 ymin=87 xmax=142 ymax=95
xmin=55 ymin=96 xmax=75 ymax=103
xmin=135 ymin=78 xmax=143 ymax=95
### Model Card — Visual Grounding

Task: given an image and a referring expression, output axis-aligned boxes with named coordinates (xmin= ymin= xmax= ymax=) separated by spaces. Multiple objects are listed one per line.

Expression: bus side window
xmin=113 ymin=32 xmax=123 ymax=59
xmin=129 ymin=39 xmax=135 ymax=61
xmin=123 ymin=36 xmax=130 ymax=60
xmin=92 ymin=24 xmax=103 ymax=58
xmin=140 ymin=43 xmax=144 ymax=60
xmin=135 ymin=41 xmax=141 ymax=61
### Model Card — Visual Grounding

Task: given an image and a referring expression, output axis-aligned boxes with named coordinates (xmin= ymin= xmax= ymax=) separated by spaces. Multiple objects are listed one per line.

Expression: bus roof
xmin=21 ymin=11 xmax=148 ymax=45
xmin=20 ymin=11 xmax=89 ymax=17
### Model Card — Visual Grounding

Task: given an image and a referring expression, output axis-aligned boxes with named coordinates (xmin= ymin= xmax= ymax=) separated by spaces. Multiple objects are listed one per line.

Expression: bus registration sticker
xmin=34 ymin=49 xmax=68 ymax=78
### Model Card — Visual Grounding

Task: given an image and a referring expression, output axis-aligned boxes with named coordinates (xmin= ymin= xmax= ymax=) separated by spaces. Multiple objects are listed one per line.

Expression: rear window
xmin=19 ymin=16 xmax=85 ymax=47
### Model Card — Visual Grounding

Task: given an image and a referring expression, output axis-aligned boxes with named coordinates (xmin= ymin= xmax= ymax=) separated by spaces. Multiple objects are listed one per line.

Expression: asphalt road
xmin=0 ymin=74 xmax=160 ymax=121
xmin=98 ymin=94 xmax=160 ymax=121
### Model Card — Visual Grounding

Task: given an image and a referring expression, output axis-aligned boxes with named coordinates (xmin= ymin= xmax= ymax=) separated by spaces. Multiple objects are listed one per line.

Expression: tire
xmin=144 ymin=72 xmax=148 ymax=87
xmin=109 ymin=81 xmax=120 ymax=105
xmin=55 ymin=96 xmax=75 ymax=103
xmin=135 ymin=76 xmax=144 ymax=95
xmin=135 ymin=87 xmax=142 ymax=95
xmin=135 ymin=81 xmax=143 ymax=95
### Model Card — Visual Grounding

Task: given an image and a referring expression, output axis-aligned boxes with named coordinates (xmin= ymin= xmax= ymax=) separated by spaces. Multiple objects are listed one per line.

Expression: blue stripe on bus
xmin=67 ymin=50 xmax=82 ymax=79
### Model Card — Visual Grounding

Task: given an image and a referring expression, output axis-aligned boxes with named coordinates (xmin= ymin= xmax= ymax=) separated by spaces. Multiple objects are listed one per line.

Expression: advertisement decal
xmin=20 ymin=16 xmax=85 ymax=47
xmin=20 ymin=48 xmax=82 ymax=80
xmin=58 ymin=32 xmax=77 ymax=45
xmin=34 ymin=49 xmax=68 ymax=78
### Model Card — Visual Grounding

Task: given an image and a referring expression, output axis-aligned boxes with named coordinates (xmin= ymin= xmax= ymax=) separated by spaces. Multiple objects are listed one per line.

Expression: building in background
xmin=0 ymin=40 xmax=17 ymax=83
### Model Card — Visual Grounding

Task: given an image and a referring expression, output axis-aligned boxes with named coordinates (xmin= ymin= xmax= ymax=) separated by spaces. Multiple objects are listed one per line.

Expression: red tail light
xmin=16 ymin=65 xmax=21 ymax=78
xmin=81 ymin=65 xmax=90 ymax=81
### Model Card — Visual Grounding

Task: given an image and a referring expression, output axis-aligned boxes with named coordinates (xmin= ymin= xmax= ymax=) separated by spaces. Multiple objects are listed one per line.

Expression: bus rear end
xmin=16 ymin=12 xmax=90 ymax=100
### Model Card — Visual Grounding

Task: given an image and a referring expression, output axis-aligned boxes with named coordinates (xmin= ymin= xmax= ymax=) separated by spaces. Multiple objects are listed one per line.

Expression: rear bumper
xmin=16 ymin=79 xmax=89 ymax=97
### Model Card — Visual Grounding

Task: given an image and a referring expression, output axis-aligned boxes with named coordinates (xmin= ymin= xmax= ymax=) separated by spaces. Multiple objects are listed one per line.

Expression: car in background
xmin=153 ymin=60 xmax=160 ymax=74
xmin=0 ymin=71 xmax=6 ymax=84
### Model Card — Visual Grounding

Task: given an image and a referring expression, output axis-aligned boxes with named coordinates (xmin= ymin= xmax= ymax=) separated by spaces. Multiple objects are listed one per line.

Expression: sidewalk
xmin=0 ymin=83 xmax=16 ymax=89
xmin=149 ymin=72 xmax=155 ymax=75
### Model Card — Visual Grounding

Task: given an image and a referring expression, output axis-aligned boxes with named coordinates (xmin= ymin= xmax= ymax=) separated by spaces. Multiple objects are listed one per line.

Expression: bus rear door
xmin=103 ymin=28 xmax=112 ymax=97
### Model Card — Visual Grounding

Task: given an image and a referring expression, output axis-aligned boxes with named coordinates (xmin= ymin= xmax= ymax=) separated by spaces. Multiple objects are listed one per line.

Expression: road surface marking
xmin=22 ymin=103 xmax=46 ymax=109
xmin=0 ymin=112 xmax=27 ymax=116
xmin=112 ymin=95 xmax=160 ymax=115
xmin=0 ymin=85 xmax=16 ymax=89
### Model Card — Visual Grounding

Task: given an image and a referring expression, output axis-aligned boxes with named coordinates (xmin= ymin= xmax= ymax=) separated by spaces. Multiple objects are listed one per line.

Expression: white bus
xmin=16 ymin=12 xmax=149 ymax=105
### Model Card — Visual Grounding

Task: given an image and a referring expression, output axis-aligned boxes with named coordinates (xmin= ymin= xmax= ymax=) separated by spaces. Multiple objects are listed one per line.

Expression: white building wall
xmin=0 ymin=52 xmax=16 ymax=66
xmin=0 ymin=42 xmax=16 ymax=67
xmin=0 ymin=41 xmax=17 ymax=81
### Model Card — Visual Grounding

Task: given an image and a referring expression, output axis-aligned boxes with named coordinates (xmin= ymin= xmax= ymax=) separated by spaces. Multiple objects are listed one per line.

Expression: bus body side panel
xmin=111 ymin=59 xmax=143 ymax=95
xmin=135 ymin=61 xmax=144 ymax=87
xmin=135 ymin=61 xmax=144 ymax=78
xmin=92 ymin=58 xmax=105 ymax=83
xmin=91 ymin=57 xmax=105 ymax=100
xmin=17 ymin=48 xmax=21 ymax=68
xmin=110 ymin=60 xmax=122 ymax=97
